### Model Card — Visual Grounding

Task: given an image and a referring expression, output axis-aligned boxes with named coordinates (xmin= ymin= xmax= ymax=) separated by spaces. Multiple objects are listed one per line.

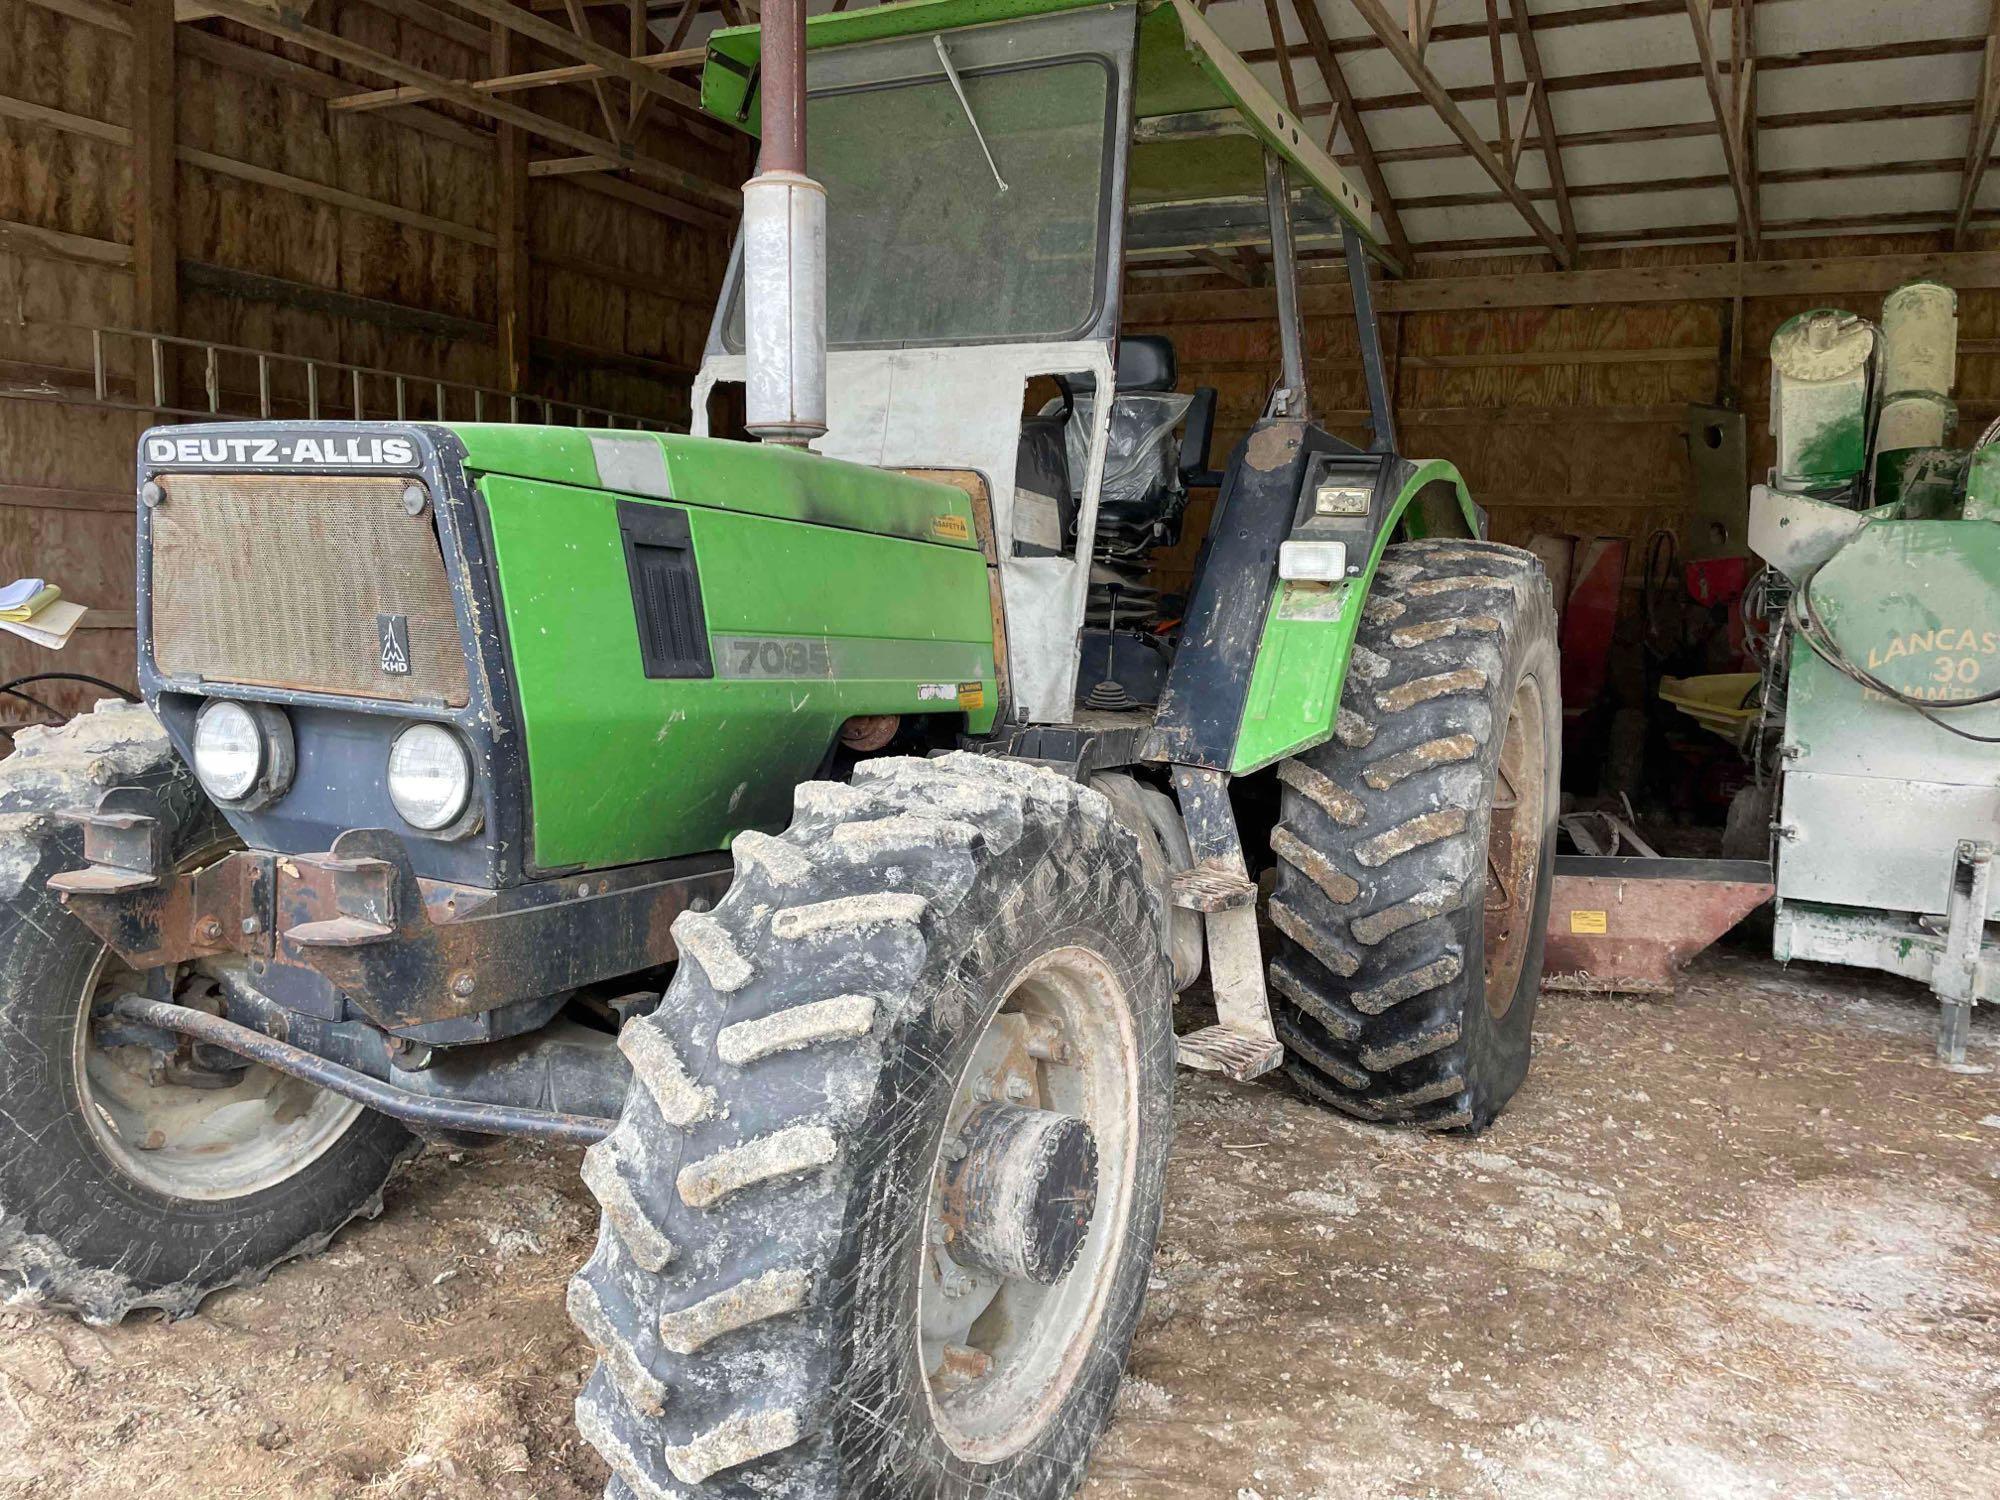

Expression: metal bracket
xmin=1935 ymin=840 xmax=1993 ymax=1065
xmin=1169 ymin=765 xmax=1282 ymax=1081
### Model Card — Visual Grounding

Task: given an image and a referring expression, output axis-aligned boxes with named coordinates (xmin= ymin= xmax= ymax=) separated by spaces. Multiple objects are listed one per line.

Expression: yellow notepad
xmin=0 ymin=585 xmax=59 ymax=622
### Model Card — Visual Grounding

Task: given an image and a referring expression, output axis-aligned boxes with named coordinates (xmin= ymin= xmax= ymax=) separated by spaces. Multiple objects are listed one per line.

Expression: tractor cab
xmin=691 ymin=0 xmax=1410 ymax=724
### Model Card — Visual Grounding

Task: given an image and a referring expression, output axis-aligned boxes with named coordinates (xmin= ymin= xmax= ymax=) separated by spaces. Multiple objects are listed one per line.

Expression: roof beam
xmin=1345 ymin=0 xmax=1571 ymax=265
xmin=1954 ymin=1 xmax=2000 ymax=246
xmin=439 ymin=0 xmax=703 ymax=113
xmin=1292 ymin=0 xmax=1409 ymax=264
xmin=1685 ymin=0 xmax=1759 ymax=253
xmin=326 ymin=48 xmax=700 ymax=114
xmin=194 ymin=0 xmax=737 ymax=219
xmin=1260 ymin=0 xmax=1304 ymax=113
xmin=1407 ymin=0 xmax=1438 ymax=58
xmin=1509 ymin=0 xmax=1577 ymax=265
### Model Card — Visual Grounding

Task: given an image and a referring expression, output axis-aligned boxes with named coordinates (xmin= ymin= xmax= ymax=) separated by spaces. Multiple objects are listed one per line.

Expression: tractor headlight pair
xmin=194 ymin=701 xmax=471 ymax=832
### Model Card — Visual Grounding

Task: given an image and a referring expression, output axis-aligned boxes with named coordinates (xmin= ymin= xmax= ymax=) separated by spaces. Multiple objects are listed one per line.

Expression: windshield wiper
xmin=934 ymin=36 xmax=1009 ymax=193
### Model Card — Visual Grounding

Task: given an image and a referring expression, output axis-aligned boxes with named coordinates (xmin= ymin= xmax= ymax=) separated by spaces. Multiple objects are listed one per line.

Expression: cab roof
xmin=698 ymin=0 xmax=1378 ymax=252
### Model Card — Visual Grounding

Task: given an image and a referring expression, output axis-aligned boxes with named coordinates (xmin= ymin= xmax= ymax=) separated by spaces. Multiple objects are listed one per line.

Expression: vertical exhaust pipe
xmin=742 ymin=0 xmax=827 ymax=446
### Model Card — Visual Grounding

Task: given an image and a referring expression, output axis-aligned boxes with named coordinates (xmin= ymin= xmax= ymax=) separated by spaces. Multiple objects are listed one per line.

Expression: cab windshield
xmin=728 ymin=52 xmax=1117 ymax=349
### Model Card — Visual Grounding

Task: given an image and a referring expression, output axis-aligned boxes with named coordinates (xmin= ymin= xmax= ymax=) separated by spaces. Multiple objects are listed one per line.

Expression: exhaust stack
xmin=742 ymin=0 xmax=827 ymax=447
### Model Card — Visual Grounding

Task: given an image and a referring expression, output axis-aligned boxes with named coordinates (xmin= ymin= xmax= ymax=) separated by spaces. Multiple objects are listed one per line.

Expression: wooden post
xmin=493 ymin=23 xmax=531 ymax=396
xmin=131 ymin=0 xmax=177 ymax=405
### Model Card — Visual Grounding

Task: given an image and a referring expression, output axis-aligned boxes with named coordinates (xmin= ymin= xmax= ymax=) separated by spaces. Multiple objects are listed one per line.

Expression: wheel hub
xmin=917 ymin=948 xmax=1141 ymax=1463
xmin=939 ymin=1102 xmax=1099 ymax=1286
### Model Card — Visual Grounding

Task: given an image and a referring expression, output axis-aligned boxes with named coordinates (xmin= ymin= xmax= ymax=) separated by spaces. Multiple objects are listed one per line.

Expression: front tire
xmin=569 ymin=753 xmax=1175 ymax=1498
xmin=1268 ymin=539 xmax=1561 ymax=1131
xmin=0 ymin=700 xmax=416 ymax=1322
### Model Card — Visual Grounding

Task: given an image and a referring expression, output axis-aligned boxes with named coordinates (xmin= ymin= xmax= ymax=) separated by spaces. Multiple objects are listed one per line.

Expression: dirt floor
xmin=2 ymin=948 xmax=1995 ymax=1500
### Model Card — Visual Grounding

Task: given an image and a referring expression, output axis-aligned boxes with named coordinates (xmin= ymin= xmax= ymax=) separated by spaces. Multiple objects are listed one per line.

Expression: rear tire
xmin=568 ymin=753 xmax=1174 ymax=1499
xmin=1268 ymin=540 xmax=1561 ymax=1131
xmin=0 ymin=701 xmax=417 ymax=1322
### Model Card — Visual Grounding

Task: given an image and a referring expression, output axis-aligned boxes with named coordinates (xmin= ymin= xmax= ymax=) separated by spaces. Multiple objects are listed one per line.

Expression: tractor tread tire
xmin=0 ymin=699 xmax=416 ymax=1323
xmin=569 ymin=752 xmax=1174 ymax=1500
xmin=1268 ymin=540 xmax=1560 ymax=1133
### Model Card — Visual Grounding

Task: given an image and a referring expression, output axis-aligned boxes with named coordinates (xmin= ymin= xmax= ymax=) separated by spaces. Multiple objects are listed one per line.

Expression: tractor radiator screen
xmin=150 ymin=474 xmax=470 ymax=706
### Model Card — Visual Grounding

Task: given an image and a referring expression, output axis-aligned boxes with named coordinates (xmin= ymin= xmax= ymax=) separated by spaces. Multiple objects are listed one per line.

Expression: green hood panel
xmin=447 ymin=425 xmax=979 ymax=551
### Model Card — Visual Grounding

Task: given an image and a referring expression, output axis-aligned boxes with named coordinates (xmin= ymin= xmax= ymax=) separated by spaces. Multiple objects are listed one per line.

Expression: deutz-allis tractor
xmin=1746 ymin=280 xmax=2000 ymax=1065
xmin=0 ymin=1 xmax=1559 ymax=1494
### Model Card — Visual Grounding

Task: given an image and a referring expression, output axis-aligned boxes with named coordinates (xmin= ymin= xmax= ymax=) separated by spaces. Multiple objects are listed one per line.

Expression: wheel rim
xmin=1483 ymin=674 xmax=1548 ymax=1019
xmin=74 ymin=946 xmax=363 ymax=1204
xmin=917 ymin=945 xmax=1139 ymax=1463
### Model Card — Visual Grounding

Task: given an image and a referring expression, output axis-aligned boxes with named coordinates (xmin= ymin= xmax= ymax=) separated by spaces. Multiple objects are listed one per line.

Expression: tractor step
xmin=1169 ymin=865 xmax=1256 ymax=912
xmin=1175 ymin=1025 xmax=1284 ymax=1081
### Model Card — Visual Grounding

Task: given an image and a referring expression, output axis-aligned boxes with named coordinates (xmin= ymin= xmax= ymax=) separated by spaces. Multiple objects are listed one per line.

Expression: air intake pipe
xmin=742 ymin=0 xmax=827 ymax=447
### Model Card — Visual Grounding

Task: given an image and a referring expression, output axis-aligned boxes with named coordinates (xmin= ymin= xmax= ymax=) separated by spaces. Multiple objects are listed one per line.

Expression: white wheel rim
xmin=917 ymin=944 xmax=1140 ymax=1463
xmin=74 ymin=949 xmax=364 ymax=1203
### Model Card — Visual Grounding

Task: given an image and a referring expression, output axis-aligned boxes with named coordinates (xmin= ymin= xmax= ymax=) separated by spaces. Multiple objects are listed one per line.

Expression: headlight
xmin=387 ymin=723 xmax=472 ymax=831
xmin=194 ymin=699 xmax=292 ymax=805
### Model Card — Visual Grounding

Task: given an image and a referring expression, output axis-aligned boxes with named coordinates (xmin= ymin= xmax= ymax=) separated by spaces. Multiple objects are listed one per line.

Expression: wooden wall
xmin=1124 ymin=231 xmax=2000 ymax=598
xmin=0 ymin=0 xmax=747 ymax=732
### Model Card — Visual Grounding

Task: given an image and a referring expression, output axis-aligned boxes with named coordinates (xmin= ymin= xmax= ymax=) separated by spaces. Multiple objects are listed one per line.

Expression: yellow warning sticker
xmin=931 ymin=514 xmax=972 ymax=542
xmin=956 ymin=680 xmax=985 ymax=710
xmin=1570 ymin=909 xmax=1609 ymax=935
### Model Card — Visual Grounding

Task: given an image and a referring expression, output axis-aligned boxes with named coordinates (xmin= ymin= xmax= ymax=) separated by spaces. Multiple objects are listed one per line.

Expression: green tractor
xmin=0 ymin=1 xmax=1559 ymax=1494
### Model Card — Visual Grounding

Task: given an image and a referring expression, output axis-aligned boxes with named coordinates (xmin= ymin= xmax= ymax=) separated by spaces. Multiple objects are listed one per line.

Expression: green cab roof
xmin=699 ymin=0 xmax=1378 ymax=250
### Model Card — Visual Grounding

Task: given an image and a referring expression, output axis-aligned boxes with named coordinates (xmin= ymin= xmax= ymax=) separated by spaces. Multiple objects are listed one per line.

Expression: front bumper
xmin=51 ymin=796 xmax=731 ymax=1038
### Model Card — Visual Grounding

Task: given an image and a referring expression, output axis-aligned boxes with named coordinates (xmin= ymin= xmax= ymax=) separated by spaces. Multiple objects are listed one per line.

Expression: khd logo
xmin=378 ymin=614 xmax=412 ymax=676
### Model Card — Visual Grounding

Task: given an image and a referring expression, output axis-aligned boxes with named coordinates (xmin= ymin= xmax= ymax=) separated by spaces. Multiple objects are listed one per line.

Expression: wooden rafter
xmin=1260 ymin=0 xmax=1303 ymax=114
xmin=1190 ymin=247 xmax=1261 ymax=286
xmin=1485 ymin=0 xmax=1514 ymax=175
xmin=326 ymin=49 xmax=700 ymax=114
xmin=561 ymin=0 xmax=624 ymax=142
xmin=1732 ymin=0 xmax=1758 ymax=254
xmin=493 ymin=21 xmax=530 ymax=394
xmin=195 ymin=0 xmax=736 ymax=218
xmin=1347 ymin=0 xmax=1571 ymax=265
xmin=133 ymin=0 xmax=177 ymax=347
xmin=1291 ymin=0 xmax=1409 ymax=265
xmin=1407 ymin=0 xmax=1438 ymax=58
xmin=442 ymin=0 xmax=702 ymax=113
xmin=1954 ymin=0 xmax=2000 ymax=246
xmin=1684 ymin=0 xmax=1758 ymax=254
xmin=1509 ymin=0 xmax=1578 ymax=265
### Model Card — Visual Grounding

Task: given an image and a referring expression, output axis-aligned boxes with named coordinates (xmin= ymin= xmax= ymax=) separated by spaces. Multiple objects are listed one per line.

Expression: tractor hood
xmin=449 ymin=426 xmax=980 ymax=552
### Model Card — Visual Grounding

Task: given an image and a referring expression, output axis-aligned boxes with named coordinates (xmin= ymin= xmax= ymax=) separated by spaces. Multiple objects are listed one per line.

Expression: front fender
xmin=1228 ymin=460 xmax=1482 ymax=776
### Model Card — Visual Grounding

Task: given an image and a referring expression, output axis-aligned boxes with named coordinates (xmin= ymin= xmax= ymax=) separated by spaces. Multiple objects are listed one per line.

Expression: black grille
xmin=618 ymin=501 xmax=712 ymax=679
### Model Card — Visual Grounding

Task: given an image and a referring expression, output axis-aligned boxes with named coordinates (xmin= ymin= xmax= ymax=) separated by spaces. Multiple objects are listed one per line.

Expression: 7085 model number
xmin=713 ymin=636 xmax=834 ymax=680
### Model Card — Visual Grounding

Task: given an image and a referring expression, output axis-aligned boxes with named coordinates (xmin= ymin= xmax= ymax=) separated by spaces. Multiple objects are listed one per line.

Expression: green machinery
xmin=0 ymin=3 xmax=1561 ymax=1495
xmin=1749 ymin=281 xmax=2000 ymax=1063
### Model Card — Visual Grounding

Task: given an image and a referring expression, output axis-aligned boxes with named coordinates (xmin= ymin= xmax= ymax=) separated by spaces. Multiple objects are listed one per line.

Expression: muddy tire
xmin=0 ymin=700 xmax=416 ymax=1322
xmin=569 ymin=752 xmax=1174 ymax=1498
xmin=1267 ymin=539 xmax=1561 ymax=1131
